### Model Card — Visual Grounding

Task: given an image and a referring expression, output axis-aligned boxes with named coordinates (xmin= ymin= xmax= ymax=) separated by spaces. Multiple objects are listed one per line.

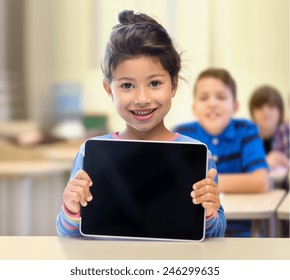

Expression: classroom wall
xmin=210 ymin=0 xmax=289 ymax=119
xmin=24 ymin=0 xmax=289 ymax=132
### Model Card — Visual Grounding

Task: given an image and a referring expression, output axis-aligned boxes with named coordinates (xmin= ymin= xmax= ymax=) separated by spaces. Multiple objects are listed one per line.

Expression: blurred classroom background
xmin=0 ymin=0 xmax=289 ymax=236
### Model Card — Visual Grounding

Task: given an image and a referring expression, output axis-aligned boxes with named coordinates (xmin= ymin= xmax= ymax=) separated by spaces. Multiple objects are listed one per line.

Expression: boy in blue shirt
xmin=174 ymin=68 xmax=269 ymax=237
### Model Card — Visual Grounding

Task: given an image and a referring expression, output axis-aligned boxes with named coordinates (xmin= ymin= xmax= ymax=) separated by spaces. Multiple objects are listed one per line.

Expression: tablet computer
xmin=80 ymin=139 xmax=208 ymax=242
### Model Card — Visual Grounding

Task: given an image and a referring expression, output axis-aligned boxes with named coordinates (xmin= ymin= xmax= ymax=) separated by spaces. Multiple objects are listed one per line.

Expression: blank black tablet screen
xmin=81 ymin=139 xmax=207 ymax=241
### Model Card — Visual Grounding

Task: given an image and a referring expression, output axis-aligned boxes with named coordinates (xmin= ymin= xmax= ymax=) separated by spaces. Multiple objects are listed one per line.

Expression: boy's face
xmin=193 ymin=77 xmax=238 ymax=135
xmin=103 ymin=56 xmax=177 ymax=138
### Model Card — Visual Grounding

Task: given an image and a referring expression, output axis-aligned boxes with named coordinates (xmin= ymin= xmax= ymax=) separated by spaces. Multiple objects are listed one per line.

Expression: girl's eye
xmin=121 ymin=83 xmax=133 ymax=89
xmin=150 ymin=81 xmax=161 ymax=87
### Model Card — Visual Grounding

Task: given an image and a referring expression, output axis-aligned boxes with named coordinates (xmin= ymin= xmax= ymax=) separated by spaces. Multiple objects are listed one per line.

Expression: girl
xmin=249 ymin=85 xmax=289 ymax=189
xmin=56 ymin=10 xmax=226 ymax=238
xmin=249 ymin=86 xmax=289 ymax=169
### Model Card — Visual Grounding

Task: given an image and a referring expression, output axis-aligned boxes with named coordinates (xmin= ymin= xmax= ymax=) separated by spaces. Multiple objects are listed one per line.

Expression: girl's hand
xmin=191 ymin=168 xmax=220 ymax=218
xmin=63 ymin=170 xmax=93 ymax=214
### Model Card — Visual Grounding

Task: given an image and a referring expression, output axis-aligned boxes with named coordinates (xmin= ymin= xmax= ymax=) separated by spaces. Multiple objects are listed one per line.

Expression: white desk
xmin=221 ymin=189 xmax=286 ymax=237
xmin=277 ymin=192 xmax=289 ymax=220
xmin=0 ymin=160 xmax=71 ymax=235
xmin=0 ymin=236 xmax=289 ymax=260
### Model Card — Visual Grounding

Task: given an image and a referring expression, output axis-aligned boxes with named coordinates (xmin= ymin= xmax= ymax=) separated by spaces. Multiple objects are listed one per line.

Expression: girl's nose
xmin=134 ymin=88 xmax=151 ymax=106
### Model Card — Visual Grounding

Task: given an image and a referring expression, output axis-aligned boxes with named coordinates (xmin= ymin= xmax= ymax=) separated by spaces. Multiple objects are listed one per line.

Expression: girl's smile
xmin=130 ymin=108 xmax=157 ymax=121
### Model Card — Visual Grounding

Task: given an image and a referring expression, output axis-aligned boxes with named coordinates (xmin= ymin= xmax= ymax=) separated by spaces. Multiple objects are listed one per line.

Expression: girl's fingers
xmin=70 ymin=170 xmax=93 ymax=201
xmin=70 ymin=178 xmax=93 ymax=201
xmin=75 ymin=170 xmax=92 ymax=184
xmin=192 ymin=192 xmax=220 ymax=215
xmin=64 ymin=184 xmax=92 ymax=207
xmin=191 ymin=192 xmax=217 ymax=205
xmin=190 ymin=168 xmax=220 ymax=215
xmin=193 ymin=168 xmax=217 ymax=190
xmin=191 ymin=183 xmax=218 ymax=199
xmin=207 ymin=168 xmax=217 ymax=180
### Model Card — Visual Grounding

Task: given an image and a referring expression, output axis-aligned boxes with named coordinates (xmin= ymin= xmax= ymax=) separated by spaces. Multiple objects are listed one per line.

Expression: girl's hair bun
xmin=118 ymin=10 xmax=159 ymax=25
xmin=118 ymin=10 xmax=135 ymax=24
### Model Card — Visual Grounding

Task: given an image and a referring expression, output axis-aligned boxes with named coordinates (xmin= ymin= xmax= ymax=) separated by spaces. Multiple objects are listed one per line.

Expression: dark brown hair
xmin=101 ymin=10 xmax=181 ymax=85
xmin=249 ymin=85 xmax=284 ymax=124
xmin=193 ymin=68 xmax=237 ymax=100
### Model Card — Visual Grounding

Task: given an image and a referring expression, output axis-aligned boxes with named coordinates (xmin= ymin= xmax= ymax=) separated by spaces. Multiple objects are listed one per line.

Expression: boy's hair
xmin=193 ymin=68 xmax=237 ymax=100
xmin=249 ymin=85 xmax=284 ymax=124
xmin=101 ymin=10 xmax=181 ymax=84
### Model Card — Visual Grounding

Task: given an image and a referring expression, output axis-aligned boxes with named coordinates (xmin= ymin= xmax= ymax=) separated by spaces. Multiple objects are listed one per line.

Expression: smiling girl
xmin=56 ymin=10 xmax=226 ymax=238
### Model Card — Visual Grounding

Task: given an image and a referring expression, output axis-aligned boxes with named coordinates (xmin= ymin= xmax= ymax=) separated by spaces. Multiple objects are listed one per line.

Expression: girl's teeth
xmin=134 ymin=110 xmax=153 ymax=115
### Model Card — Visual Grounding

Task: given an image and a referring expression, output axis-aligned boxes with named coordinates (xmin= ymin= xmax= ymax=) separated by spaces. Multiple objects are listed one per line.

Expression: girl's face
xmin=103 ymin=56 xmax=177 ymax=140
xmin=193 ymin=77 xmax=238 ymax=135
xmin=252 ymin=104 xmax=280 ymax=138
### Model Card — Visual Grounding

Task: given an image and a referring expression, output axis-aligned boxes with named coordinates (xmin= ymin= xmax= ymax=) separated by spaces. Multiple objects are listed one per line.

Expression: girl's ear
xmin=171 ymin=77 xmax=178 ymax=98
xmin=103 ymin=80 xmax=113 ymax=101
